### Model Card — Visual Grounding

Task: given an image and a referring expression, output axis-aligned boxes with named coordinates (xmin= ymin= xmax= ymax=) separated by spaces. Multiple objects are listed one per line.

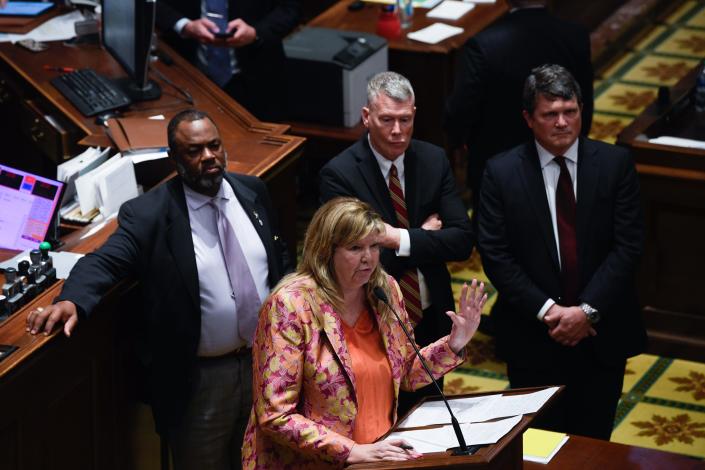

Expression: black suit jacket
xmin=58 ymin=173 xmax=291 ymax=433
xmin=443 ymin=7 xmax=593 ymax=192
xmin=319 ymin=137 xmax=474 ymax=340
xmin=155 ymin=0 xmax=301 ymax=119
xmin=477 ymin=138 xmax=647 ymax=367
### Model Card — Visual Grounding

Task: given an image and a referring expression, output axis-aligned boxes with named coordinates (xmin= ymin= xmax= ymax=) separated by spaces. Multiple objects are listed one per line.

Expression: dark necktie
xmin=204 ymin=0 xmax=233 ymax=86
xmin=388 ymin=164 xmax=423 ymax=325
xmin=210 ymin=198 xmax=261 ymax=344
xmin=554 ymin=156 xmax=578 ymax=306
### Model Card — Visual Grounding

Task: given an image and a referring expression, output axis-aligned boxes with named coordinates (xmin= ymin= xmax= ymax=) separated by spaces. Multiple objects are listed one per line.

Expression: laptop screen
xmin=0 ymin=164 xmax=65 ymax=251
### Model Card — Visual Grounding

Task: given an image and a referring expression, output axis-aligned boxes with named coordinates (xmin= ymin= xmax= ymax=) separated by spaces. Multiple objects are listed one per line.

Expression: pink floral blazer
xmin=241 ymin=274 xmax=465 ymax=469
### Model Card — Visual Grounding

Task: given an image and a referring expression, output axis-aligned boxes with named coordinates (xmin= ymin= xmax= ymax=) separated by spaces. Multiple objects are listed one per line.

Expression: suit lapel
xmin=519 ymin=144 xmax=560 ymax=271
xmin=315 ymin=298 xmax=358 ymax=398
xmin=576 ymin=139 xmax=599 ymax=265
xmin=165 ymin=179 xmax=200 ymax=309
xmin=355 ymin=138 xmax=396 ymax=223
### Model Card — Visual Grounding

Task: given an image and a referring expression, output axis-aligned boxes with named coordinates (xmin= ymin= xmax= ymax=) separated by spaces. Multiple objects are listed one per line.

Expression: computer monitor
xmin=101 ymin=0 xmax=161 ymax=101
xmin=0 ymin=164 xmax=65 ymax=251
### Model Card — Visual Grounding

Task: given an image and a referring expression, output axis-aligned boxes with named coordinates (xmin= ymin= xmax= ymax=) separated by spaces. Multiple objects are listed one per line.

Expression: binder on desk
xmin=106 ymin=117 xmax=168 ymax=154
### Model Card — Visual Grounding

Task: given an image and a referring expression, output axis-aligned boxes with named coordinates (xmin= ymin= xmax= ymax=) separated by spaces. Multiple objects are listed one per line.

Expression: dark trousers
xmin=507 ymin=349 xmax=625 ymax=440
xmin=167 ymin=351 xmax=253 ymax=470
xmin=397 ymin=306 xmax=450 ymax=418
xmin=223 ymin=73 xmax=285 ymax=123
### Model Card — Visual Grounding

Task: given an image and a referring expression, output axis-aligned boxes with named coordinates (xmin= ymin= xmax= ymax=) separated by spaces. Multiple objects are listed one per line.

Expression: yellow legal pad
xmin=523 ymin=428 xmax=569 ymax=464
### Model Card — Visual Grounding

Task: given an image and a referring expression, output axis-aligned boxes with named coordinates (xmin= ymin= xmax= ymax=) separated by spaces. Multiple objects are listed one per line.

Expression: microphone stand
xmin=373 ymin=287 xmax=479 ymax=456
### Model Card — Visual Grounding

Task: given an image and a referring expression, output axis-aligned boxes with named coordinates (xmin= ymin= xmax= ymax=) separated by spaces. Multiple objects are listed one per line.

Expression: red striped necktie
xmin=388 ymin=163 xmax=423 ymax=325
xmin=554 ymin=156 xmax=578 ymax=306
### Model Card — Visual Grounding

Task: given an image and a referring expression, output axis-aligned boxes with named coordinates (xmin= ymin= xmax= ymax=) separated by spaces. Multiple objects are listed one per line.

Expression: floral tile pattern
xmin=611 ymin=403 xmax=705 ymax=458
xmin=621 ymin=55 xmax=699 ymax=86
xmin=594 ymin=82 xmax=658 ymax=116
xmin=588 ymin=112 xmax=634 ymax=144
xmin=648 ymin=359 xmax=705 ymax=405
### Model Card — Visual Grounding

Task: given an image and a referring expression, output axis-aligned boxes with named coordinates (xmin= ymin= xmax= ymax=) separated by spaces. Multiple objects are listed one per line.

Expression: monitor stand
xmin=115 ymin=78 xmax=162 ymax=102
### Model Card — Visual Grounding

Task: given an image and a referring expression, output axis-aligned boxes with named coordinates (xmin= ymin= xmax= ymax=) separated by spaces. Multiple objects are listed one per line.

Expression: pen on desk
xmin=399 ymin=443 xmax=415 ymax=450
xmin=43 ymin=65 xmax=76 ymax=73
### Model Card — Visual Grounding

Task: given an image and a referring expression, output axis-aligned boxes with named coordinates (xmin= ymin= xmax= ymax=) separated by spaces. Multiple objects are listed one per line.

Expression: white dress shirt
xmin=183 ymin=181 xmax=268 ymax=355
xmin=535 ymin=138 xmax=579 ymax=320
xmin=369 ymin=136 xmax=431 ymax=309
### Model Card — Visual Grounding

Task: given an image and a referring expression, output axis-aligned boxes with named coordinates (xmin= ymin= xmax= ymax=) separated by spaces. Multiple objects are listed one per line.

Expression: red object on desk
xmin=376 ymin=6 xmax=401 ymax=41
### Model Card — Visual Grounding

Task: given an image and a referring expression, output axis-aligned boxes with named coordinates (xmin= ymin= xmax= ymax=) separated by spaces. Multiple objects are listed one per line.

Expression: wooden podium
xmin=348 ymin=386 xmax=562 ymax=470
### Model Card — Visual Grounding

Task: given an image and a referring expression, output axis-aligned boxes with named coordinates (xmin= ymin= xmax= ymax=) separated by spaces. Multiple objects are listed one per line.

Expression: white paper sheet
xmin=406 ymin=23 xmax=464 ymax=44
xmin=474 ymin=387 xmax=558 ymax=422
xmin=427 ymin=1 xmax=475 ymax=20
xmin=386 ymin=415 xmax=523 ymax=453
xmin=648 ymin=135 xmax=705 ymax=150
xmin=398 ymin=394 xmax=500 ymax=428
xmin=0 ymin=10 xmax=83 ymax=43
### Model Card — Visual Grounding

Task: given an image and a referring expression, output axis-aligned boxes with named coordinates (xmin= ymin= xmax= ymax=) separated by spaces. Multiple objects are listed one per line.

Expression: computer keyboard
xmin=50 ymin=68 xmax=132 ymax=117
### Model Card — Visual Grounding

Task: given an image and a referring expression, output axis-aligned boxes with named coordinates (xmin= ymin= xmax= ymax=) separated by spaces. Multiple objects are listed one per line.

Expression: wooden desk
xmin=617 ymin=65 xmax=705 ymax=362
xmin=0 ymin=37 xmax=305 ymax=254
xmin=306 ymin=0 xmax=508 ymax=145
xmin=0 ymin=33 xmax=304 ymax=469
xmin=525 ymin=434 xmax=702 ymax=469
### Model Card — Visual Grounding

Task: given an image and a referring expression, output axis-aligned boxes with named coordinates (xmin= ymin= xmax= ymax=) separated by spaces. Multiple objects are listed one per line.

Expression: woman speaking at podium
xmin=242 ymin=197 xmax=486 ymax=468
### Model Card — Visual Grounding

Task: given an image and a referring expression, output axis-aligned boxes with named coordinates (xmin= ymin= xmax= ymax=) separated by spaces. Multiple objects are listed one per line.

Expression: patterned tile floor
xmin=448 ymin=2 xmax=705 ymax=458
xmin=588 ymin=0 xmax=705 ymax=143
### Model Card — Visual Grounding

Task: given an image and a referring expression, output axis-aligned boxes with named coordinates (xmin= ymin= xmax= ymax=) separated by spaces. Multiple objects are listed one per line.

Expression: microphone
xmin=373 ymin=286 xmax=478 ymax=456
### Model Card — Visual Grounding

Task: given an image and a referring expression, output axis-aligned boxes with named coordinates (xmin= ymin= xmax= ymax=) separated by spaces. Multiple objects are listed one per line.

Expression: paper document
xmin=648 ymin=135 xmax=705 ymax=150
xmin=523 ymin=428 xmax=569 ymax=464
xmin=398 ymin=387 xmax=558 ymax=428
xmin=398 ymin=394 xmax=500 ymax=428
xmin=407 ymin=23 xmax=464 ymax=44
xmin=386 ymin=415 xmax=522 ymax=453
xmin=0 ymin=10 xmax=82 ymax=43
xmin=96 ymin=158 xmax=138 ymax=218
xmin=482 ymin=387 xmax=558 ymax=421
xmin=427 ymin=1 xmax=475 ymax=20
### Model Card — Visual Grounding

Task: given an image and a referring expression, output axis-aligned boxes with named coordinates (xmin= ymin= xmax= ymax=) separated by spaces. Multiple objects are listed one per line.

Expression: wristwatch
xmin=580 ymin=303 xmax=600 ymax=324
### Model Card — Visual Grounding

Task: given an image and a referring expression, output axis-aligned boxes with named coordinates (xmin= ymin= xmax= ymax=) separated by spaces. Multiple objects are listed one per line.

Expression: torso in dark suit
xmin=57 ymin=173 xmax=291 ymax=433
xmin=319 ymin=136 xmax=474 ymax=343
xmin=443 ymin=7 xmax=594 ymax=195
xmin=155 ymin=0 xmax=301 ymax=120
xmin=477 ymin=138 xmax=646 ymax=367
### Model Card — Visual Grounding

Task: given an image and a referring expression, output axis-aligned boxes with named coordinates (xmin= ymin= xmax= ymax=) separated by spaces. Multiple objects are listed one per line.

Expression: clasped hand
xmin=543 ymin=304 xmax=596 ymax=347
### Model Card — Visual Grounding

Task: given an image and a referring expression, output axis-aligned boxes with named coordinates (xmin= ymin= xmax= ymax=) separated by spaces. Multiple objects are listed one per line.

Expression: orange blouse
xmin=341 ymin=308 xmax=395 ymax=444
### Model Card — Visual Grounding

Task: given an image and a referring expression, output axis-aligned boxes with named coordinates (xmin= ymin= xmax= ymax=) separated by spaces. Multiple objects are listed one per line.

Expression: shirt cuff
xmin=175 ymin=18 xmax=190 ymax=36
xmin=537 ymin=299 xmax=555 ymax=321
xmin=395 ymin=228 xmax=410 ymax=257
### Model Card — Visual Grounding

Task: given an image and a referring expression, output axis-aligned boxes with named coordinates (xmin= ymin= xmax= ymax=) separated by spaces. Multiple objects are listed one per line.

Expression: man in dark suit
xmin=26 ymin=109 xmax=291 ymax=469
xmin=443 ymin=0 xmax=593 ymax=215
xmin=478 ymin=65 xmax=646 ymax=440
xmin=156 ymin=1 xmax=300 ymax=121
xmin=319 ymin=72 xmax=474 ymax=414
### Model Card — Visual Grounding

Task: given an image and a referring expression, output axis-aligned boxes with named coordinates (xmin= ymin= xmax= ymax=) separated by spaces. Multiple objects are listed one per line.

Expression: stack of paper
xmin=57 ymin=147 xmax=111 ymax=205
xmin=75 ymin=154 xmax=139 ymax=218
xmin=523 ymin=428 xmax=569 ymax=464
xmin=427 ymin=1 xmax=475 ymax=20
xmin=385 ymin=415 xmax=523 ymax=452
xmin=407 ymin=23 xmax=464 ymax=44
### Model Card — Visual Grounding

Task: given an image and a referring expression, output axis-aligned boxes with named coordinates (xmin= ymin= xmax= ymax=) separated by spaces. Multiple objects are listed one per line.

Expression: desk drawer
xmin=19 ymin=99 xmax=79 ymax=163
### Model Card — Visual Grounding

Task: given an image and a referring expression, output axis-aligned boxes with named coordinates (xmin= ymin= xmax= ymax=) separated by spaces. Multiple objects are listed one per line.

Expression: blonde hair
xmin=276 ymin=197 xmax=393 ymax=318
